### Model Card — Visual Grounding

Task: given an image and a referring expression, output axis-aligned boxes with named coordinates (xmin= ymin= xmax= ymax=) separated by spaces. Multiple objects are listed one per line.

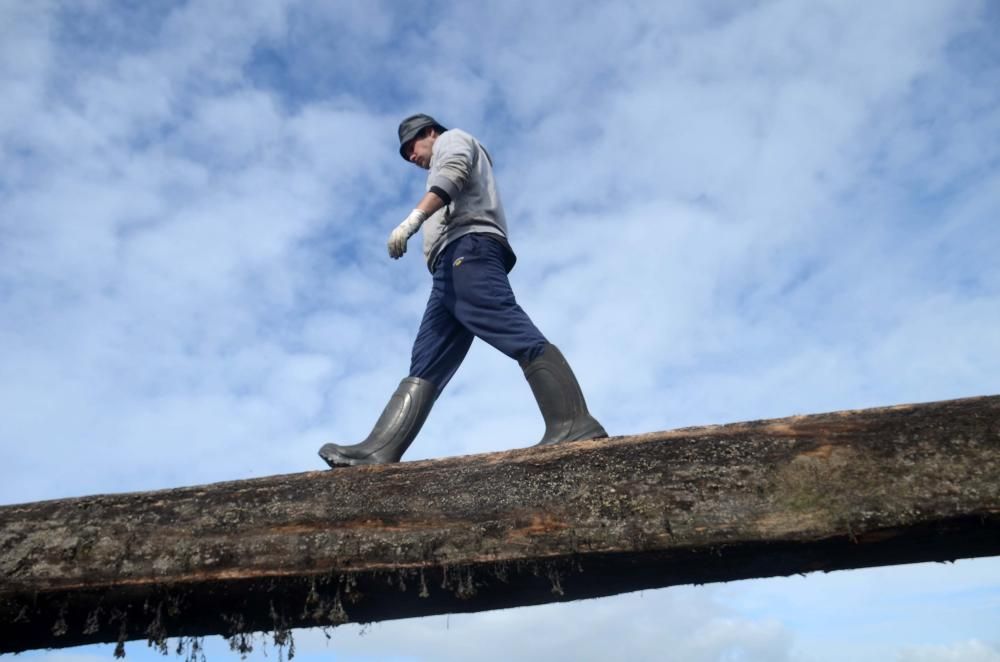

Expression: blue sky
xmin=2 ymin=1 xmax=999 ymax=660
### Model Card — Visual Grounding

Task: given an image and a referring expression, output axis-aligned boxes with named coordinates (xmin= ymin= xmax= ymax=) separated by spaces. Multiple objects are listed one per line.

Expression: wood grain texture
xmin=2 ymin=396 xmax=999 ymax=654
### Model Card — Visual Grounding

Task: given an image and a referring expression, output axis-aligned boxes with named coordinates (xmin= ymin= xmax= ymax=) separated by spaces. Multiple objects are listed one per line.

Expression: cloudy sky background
xmin=2 ymin=0 xmax=998 ymax=660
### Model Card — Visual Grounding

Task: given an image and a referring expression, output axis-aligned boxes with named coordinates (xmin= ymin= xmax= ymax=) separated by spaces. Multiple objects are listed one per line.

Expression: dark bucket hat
xmin=398 ymin=113 xmax=447 ymax=161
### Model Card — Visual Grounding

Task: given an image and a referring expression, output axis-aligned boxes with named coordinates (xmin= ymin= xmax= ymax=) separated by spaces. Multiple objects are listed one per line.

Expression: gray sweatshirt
xmin=422 ymin=129 xmax=509 ymax=271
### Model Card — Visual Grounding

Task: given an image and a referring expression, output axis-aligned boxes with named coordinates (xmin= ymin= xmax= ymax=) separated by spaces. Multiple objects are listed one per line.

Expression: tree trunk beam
xmin=2 ymin=396 xmax=999 ymax=654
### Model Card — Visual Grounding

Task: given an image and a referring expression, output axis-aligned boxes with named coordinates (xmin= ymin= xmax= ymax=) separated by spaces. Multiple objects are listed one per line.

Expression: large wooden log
xmin=2 ymin=396 xmax=999 ymax=654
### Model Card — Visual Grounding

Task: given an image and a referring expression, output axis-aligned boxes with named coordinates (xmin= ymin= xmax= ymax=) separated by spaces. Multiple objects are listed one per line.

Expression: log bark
xmin=2 ymin=396 xmax=999 ymax=654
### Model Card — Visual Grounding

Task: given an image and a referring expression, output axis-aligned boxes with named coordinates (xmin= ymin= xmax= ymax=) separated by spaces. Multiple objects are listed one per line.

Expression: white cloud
xmin=897 ymin=640 xmax=1000 ymax=662
xmin=293 ymin=586 xmax=793 ymax=662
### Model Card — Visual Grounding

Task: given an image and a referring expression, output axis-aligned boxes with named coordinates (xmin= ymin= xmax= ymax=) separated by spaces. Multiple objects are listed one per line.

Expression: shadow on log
xmin=2 ymin=396 xmax=999 ymax=654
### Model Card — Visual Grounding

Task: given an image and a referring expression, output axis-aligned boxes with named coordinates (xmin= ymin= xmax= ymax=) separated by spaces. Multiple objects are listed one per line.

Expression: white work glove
xmin=388 ymin=209 xmax=427 ymax=259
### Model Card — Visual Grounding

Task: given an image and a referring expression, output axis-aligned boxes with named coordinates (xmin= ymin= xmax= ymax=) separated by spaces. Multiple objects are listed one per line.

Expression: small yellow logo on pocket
xmin=453 ymin=257 xmax=464 ymax=267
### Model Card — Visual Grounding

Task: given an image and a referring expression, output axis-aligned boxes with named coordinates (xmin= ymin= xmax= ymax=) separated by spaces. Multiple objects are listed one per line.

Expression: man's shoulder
xmin=442 ymin=127 xmax=474 ymax=139
xmin=438 ymin=128 xmax=480 ymax=149
xmin=431 ymin=130 xmax=484 ymax=172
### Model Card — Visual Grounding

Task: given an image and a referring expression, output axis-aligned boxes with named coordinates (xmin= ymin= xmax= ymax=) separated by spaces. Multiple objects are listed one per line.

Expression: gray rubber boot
xmin=318 ymin=377 xmax=436 ymax=468
xmin=520 ymin=344 xmax=608 ymax=446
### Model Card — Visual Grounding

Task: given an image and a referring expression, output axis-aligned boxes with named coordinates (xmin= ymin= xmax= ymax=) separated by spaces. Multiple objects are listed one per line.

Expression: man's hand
xmin=388 ymin=209 xmax=427 ymax=259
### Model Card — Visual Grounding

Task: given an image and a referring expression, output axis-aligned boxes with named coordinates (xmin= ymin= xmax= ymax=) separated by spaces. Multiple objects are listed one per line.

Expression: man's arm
xmin=416 ymin=189 xmax=446 ymax=216
xmin=426 ymin=131 xmax=475 ymax=203
xmin=388 ymin=131 xmax=474 ymax=260
xmin=387 ymin=190 xmax=448 ymax=260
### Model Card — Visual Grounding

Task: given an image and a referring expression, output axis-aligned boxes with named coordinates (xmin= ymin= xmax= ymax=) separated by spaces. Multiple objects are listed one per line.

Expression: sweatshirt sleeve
xmin=426 ymin=130 xmax=476 ymax=202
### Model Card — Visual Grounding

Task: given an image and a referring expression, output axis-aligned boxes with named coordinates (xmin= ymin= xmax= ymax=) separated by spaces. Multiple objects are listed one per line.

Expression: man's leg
xmin=448 ymin=234 xmax=548 ymax=363
xmin=408 ymin=271 xmax=475 ymax=393
xmin=518 ymin=344 xmax=608 ymax=445
xmin=450 ymin=234 xmax=608 ymax=445
xmin=318 ymin=269 xmax=470 ymax=468
xmin=317 ymin=376 xmax=436 ymax=467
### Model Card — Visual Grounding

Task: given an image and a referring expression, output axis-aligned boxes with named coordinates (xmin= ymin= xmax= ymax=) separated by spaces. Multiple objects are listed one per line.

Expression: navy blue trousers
xmin=409 ymin=233 xmax=548 ymax=392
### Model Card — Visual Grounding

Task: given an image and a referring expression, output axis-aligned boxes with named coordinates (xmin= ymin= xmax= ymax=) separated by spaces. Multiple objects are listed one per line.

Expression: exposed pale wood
xmin=2 ymin=396 xmax=999 ymax=654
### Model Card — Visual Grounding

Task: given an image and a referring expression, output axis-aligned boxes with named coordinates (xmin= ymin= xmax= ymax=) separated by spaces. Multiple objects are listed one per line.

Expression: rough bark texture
xmin=2 ymin=396 xmax=999 ymax=654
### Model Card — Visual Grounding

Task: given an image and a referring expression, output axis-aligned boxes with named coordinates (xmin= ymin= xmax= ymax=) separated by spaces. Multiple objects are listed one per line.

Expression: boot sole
xmin=318 ymin=447 xmax=372 ymax=469
xmin=534 ymin=425 xmax=609 ymax=446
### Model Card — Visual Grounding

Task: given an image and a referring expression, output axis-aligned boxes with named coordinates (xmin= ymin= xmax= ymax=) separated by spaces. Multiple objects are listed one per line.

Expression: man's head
xmin=398 ymin=113 xmax=447 ymax=169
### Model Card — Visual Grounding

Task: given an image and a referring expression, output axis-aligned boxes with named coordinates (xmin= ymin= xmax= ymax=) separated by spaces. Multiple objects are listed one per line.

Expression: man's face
xmin=405 ymin=129 xmax=436 ymax=169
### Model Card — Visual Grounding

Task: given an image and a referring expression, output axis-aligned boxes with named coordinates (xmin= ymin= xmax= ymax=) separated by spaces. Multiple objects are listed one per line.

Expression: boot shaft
xmin=521 ymin=344 xmax=607 ymax=445
xmin=319 ymin=376 xmax=437 ymax=467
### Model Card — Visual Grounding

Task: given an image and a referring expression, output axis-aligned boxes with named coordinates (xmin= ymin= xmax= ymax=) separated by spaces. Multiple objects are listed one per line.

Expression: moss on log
xmin=1 ymin=396 xmax=999 ymax=654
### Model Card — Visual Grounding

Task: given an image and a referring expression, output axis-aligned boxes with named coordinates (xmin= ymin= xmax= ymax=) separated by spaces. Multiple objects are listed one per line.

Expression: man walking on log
xmin=319 ymin=115 xmax=607 ymax=468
